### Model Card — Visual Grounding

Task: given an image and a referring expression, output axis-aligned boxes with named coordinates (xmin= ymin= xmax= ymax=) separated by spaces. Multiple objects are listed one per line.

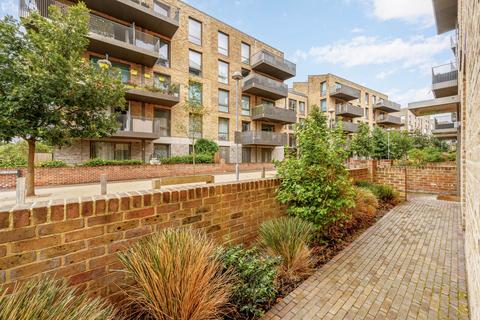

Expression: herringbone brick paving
xmin=264 ymin=197 xmax=469 ymax=319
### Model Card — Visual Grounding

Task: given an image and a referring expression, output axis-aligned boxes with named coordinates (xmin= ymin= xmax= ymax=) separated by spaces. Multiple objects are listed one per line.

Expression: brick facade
xmin=0 ymin=178 xmax=285 ymax=298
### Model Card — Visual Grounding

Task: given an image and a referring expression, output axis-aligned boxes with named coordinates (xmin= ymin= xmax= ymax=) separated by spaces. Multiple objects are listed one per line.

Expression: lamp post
xmin=232 ymin=71 xmax=243 ymax=181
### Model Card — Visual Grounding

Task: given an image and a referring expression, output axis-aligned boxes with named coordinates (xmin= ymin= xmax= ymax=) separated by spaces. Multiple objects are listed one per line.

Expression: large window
xmin=241 ymin=42 xmax=250 ymax=64
xmin=261 ymin=124 xmax=274 ymax=132
xmin=189 ymin=113 xmax=202 ymax=138
xmin=218 ymin=31 xmax=229 ymax=56
xmin=241 ymin=95 xmax=250 ymax=116
xmin=189 ymin=50 xmax=202 ymax=76
xmin=320 ymin=81 xmax=327 ymax=96
xmin=320 ymin=99 xmax=327 ymax=112
xmin=242 ymin=121 xmax=250 ymax=132
xmin=218 ymin=60 xmax=229 ymax=84
xmin=91 ymin=142 xmax=131 ymax=160
xmin=372 ymin=95 xmax=377 ymax=105
xmin=218 ymin=118 xmax=229 ymax=141
xmin=365 ymin=107 xmax=369 ymax=120
xmin=154 ymin=108 xmax=170 ymax=137
xmin=188 ymin=18 xmax=202 ymax=45
xmin=242 ymin=147 xmax=251 ymax=163
xmin=299 ymin=101 xmax=306 ymax=114
xmin=158 ymin=40 xmax=170 ymax=67
xmin=218 ymin=89 xmax=229 ymax=113
xmin=153 ymin=144 xmax=170 ymax=159
xmin=365 ymin=92 xmax=369 ymax=105
xmin=289 ymin=99 xmax=297 ymax=112
xmin=91 ymin=56 xmax=130 ymax=83
xmin=188 ymin=82 xmax=202 ymax=104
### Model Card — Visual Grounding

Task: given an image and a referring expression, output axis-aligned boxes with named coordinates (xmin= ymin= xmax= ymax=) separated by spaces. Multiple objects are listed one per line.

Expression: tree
xmin=371 ymin=127 xmax=389 ymax=159
xmin=349 ymin=123 xmax=372 ymax=158
xmin=389 ymin=130 xmax=412 ymax=160
xmin=276 ymin=106 xmax=355 ymax=229
xmin=195 ymin=138 xmax=219 ymax=156
xmin=0 ymin=4 xmax=125 ymax=195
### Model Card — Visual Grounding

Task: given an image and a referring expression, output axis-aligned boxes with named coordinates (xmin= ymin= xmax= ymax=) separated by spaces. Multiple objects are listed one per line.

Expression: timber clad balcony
xmin=336 ymin=121 xmax=359 ymax=133
xmin=335 ymin=104 xmax=363 ymax=118
xmin=376 ymin=114 xmax=402 ymax=126
xmin=432 ymin=62 xmax=458 ymax=98
xmin=251 ymin=104 xmax=297 ymax=124
xmin=81 ymin=0 xmax=180 ymax=37
xmin=114 ymin=115 xmax=162 ymax=139
xmin=235 ymin=131 xmax=287 ymax=146
xmin=242 ymin=74 xmax=288 ymax=100
xmin=125 ymin=82 xmax=180 ymax=106
xmin=251 ymin=50 xmax=296 ymax=81
xmin=374 ymin=100 xmax=401 ymax=113
xmin=330 ymin=84 xmax=361 ymax=101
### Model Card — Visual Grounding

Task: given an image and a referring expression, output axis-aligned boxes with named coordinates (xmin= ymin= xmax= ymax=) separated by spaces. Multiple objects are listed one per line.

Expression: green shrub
xmin=407 ymin=148 xmax=427 ymax=166
xmin=38 ymin=160 xmax=67 ymax=168
xmin=194 ymin=138 xmax=219 ymax=155
xmin=354 ymin=181 xmax=398 ymax=204
xmin=259 ymin=217 xmax=314 ymax=283
xmin=423 ymin=147 xmax=444 ymax=163
xmin=445 ymin=151 xmax=456 ymax=162
xmin=0 ymin=276 xmax=117 ymax=320
xmin=81 ymin=158 xmax=143 ymax=166
xmin=159 ymin=153 xmax=213 ymax=164
xmin=218 ymin=245 xmax=279 ymax=318
xmin=0 ymin=141 xmax=53 ymax=168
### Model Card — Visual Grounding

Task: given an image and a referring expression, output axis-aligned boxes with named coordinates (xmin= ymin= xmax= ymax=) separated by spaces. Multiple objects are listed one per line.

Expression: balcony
xmin=432 ymin=121 xmax=459 ymax=140
xmin=80 ymin=0 xmax=180 ymax=37
xmin=251 ymin=104 xmax=296 ymax=124
xmin=408 ymin=95 xmax=460 ymax=116
xmin=374 ymin=100 xmax=401 ymax=113
xmin=242 ymin=73 xmax=288 ymax=100
xmin=335 ymin=104 xmax=363 ymax=118
xmin=335 ymin=121 xmax=359 ymax=133
xmin=376 ymin=114 xmax=402 ymax=126
xmin=251 ymin=50 xmax=296 ymax=81
xmin=235 ymin=131 xmax=287 ymax=146
xmin=330 ymin=84 xmax=361 ymax=101
xmin=125 ymin=81 xmax=180 ymax=106
xmin=432 ymin=0 xmax=457 ymax=34
xmin=432 ymin=63 xmax=458 ymax=98
xmin=114 ymin=115 xmax=162 ymax=139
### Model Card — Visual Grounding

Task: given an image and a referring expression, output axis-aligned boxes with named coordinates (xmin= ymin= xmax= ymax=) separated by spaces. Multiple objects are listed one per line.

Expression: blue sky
xmin=1 ymin=0 xmax=455 ymax=107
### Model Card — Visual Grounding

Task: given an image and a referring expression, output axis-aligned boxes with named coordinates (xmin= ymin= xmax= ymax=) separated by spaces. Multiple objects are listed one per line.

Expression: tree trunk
xmin=26 ymin=139 xmax=36 ymax=196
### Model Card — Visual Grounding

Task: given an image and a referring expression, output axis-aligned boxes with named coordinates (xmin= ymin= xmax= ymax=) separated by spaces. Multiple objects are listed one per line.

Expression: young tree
xmin=349 ymin=122 xmax=373 ymax=158
xmin=0 ymin=4 xmax=125 ymax=195
xmin=390 ymin=130 xmax=412 ymax=160
xmin=371 ymin=127 xmax=389 ymax=159
xmin=276 ymin=106 xmax=356 ymax=229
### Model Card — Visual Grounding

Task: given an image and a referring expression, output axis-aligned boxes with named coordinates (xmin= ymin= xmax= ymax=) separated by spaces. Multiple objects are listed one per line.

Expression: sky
xmin=0 ymin=0 xmax=455 ymax=108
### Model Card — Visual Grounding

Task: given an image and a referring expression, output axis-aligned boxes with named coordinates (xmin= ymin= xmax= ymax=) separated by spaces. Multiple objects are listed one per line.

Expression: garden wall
xmin=0 ymin=162 xmax=275 ymax=190
xmin=0 ymin=178 xmax=285 ymax=300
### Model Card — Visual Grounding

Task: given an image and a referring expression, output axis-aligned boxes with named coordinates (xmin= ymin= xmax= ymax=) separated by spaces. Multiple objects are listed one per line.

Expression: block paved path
xmin=264 ymin=197 xmax=469 ymax=320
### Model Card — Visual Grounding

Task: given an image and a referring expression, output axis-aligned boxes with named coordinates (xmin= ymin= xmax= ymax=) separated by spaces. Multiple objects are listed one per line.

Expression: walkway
xmin=264 ymin=197 xmax=469 ymax=320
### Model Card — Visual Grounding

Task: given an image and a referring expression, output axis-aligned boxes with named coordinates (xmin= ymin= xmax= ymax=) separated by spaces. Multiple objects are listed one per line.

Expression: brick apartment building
xmin=21 ymin=0 xmax=299 ymax=165
xmin=293 ymin=74 xmax=402 ymax=133
xmin=394 ymin=108 xmax=434 ymax=135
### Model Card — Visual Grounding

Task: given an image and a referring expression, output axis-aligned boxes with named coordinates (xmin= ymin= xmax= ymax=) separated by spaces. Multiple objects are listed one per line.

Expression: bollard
xmin=16 ymin=177 xmax=26 ymax=205
xmin=261 ymin=167 xmax=266 ymax=178
xmin=100 ymin=174 xmax=107 ymax=195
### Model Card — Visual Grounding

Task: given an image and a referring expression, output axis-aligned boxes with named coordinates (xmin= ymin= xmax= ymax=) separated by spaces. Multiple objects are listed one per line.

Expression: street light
xmin=232 ymin=71 xmax=243 ymax=181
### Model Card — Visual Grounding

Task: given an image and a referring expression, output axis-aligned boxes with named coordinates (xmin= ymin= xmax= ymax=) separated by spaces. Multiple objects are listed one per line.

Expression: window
xmin=189 ymin=50 xmax=202 ymax=76
xmin=241 ymin=95 xmax=250 ymax=116
xmin=261 ymin=124 xmax=274 ymax=132
xmin=320 ymin=99 xmax=327 ymax=112
xmin=320 ymin=81 xmax=327 ymax=96
xmin=188 ymin=82 xmax=202 ymax=104
xmin=218 ymin=118 xmax=229 ymax=141
xmin=365 ymin=107 xmax=369 ymax=120
xmin=365 ymin=92 xmax=369 ymax=105
xmin=242 ymin=147 xmax=251 ymax=163
xmin=91 ymin=142 xmax=131 ymax=160
xmin=335 ymin=82 xmax=342 ymax=90
xmin=218 ymin=31 xmax=229 ymax=56
xmin=372 ymin=95 xmax=377 ymax=105
xmin=153 ymin=1 xmax=170 ymax=16
xmin=154 ymin=108 xmax=171 ymax=137
xmin=299 ymin=101 xmax=306 ymax=114
xmin=242 ymin=121 xmax=250 ymax=132
xmin=219 ymin=146 xmax=230 ymax=163
xmin=189 ymin=113 xmax=202 ymax=138
xmin=241 ymin=42 xmax=250 ymax=64
xmin=218 ymin=60 xmax=229 ymax=84
xmin=289 ymin=99 xmax=297 ymax=112
xmin=153 ymin=144 xmax=170 ymax=159
xmin=218 ymin=89 xmax=229 ymax=113
xmin=262 ymin=99 xmax=275 ymax=107
xmin=157 ymin=40 xmax=170 ymax=67
xmin=153 ymin=73 xmax=171 ymax=91
xmin=188 ymin=18 xmax=202 ymax=45
xmin=91 ymin=56 xmax=130 ymax=83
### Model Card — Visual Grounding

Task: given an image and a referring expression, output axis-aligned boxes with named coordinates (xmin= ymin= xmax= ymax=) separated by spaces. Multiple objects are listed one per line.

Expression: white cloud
xmin=351 ymin=27 xmax=364 ymax=33
xmin=295 ymin=35 xmax=450 ymax=68
xmin=386 ymin=87 xmax=433 ymax=107
xmin=376 ymin=69 xmax=396 ymax=79
xmin=370 ymin=0 xmax=434 ymax=26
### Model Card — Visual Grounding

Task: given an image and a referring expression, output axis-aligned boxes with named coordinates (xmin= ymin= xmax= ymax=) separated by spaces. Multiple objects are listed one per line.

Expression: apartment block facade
xmin=293 ymin=74 xmax=402 ymax=134
xmin=395 ymin=109 xmax=434 ymax=135
xmin=21 ymin=0 xmax=297 ymax=164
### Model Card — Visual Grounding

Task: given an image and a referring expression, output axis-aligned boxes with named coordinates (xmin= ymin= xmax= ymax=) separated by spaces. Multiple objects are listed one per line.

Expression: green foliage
xmin=276 ymin=107 xmax=356 ymax=229
xmin=446 ymin=151 xmax=456 ymax=162
xmin=371 ymin=127 xmax=389 ymax=159
xmin=38 ymin=160 xmax=67 ymax=168
xmin=355 ymin=181 xmax=398 ymax=204
xmin=0 ymin=141 xmax=52 ymax=168
xmin=159 ymin=154 xmax=213 ymax=164
xmin=218 ymin=245 xmax=280 ymax=318
xmin=194 ymin=138 xmax=219 ymax=156
xmin=389 ymin=130 xmax=412 ymax=160
xmin=349 ymin=123 xmax=373 ymax=157
xmin=408 ymin=147 xmax=448 ymax=166
xmin=81 ymin=158 xmax=142 ymax=167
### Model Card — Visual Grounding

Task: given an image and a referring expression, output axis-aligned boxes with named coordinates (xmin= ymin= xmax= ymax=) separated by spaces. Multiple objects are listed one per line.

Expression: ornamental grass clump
xmin=0 ymin=276 xmax=117 ymax=320
xmin=117 ymin=228 xmax=232 ymax=320
xmin=258 ymin=217 xmax=315 ymax=283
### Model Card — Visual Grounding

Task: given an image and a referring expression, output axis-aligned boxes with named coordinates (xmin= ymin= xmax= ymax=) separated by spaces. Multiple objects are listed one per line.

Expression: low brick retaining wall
xmin=0 ymin=178 xmax=285 ymax=298
xmin=0 ymin=162 xmax=275 ymax=190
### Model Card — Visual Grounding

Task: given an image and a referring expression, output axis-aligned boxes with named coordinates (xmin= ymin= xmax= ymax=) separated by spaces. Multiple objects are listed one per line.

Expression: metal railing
xmin=251 ymin=49 xmax=296 ymax=75
xmin=252 ymin=104 xmax=297 ymax=123
xmin=376 ymin=114 xmax=402 ymax=125
xmin=434 ymin=121 xmax=458 ymax=130
xmin=432 ymin=62 xmax=458 ymax=84
xmin=128 ymin=0 xmax=180 ymax=21
xmin=375 ymin=99 xmax=401 ymax=112
xmin=335 ymin=103 xmax=364 ymax=117
xmin=335 ymin=121 xmax=359 ymax=133
xmin=125 ymin=79 xmax=180 ymax=97
xmin=235 ymin=131 xmax=287 ymax=146
xmin=117 ymin=114 xmax=163 ymax=134
xmin=243 ymin=73 xmax=288 ymax=94
xmin=330 ymin=84 xmax=361 ymax=99
xmin=19 ymin=0 xmax=66 ymax=18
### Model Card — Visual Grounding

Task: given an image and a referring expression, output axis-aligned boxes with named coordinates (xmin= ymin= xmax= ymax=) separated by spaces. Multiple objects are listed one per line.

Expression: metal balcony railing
xmin=251 ymin=104 xmax=297 ymax=124
xmin=125 ymin=79 xmax=180 ymax=97
xmin=235 ymin=131 xmax=287 ymax=146
xmin=117 ymin=114 xmax=163 ymax=134
xmin=434 ymin=121 xmax=458 ymax=130
xmin=376 ymin=114 xmax=402 ymax=125
xmin=375 ymin=99 xmax=401 ymax=112
xmin=243 ymin=74 xmax=288 ymax=92
xmin=335 ymin=121 xmax=359 ymax=133
xmin=128 ymin=0 xmax=180 ymax=21
xmin=335 ymin=103 xmax=364 ymax=117
xmin=330 ymin=84 xmax=361 ymax=100
xmin=251 ymin=50 xmax=296 ymax=75
xmin=432 ymin=62 xmax=458 ymax=84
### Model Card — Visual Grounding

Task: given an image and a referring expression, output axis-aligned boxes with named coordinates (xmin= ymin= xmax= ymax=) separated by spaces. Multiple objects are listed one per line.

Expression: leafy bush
xmin=354 ymin=181 xmax=398 ymax=205
xmin=423 ymin=147 xmax=444 ymax=163
xmin=38 ymin=160 xmax=67 ymax=168
xmin=218 ymin=245 xmax=279 ymax=318
xmin=118 ymin=229 xmax=232 ymax=320
xmin=276 ymin=107 xmax=356 ymax=229
xmin=445 ymin=151 xmax=456 ymax=162
xmin=194 ymin=138 xmax=219 ymax=155
xmin=0 ymin=276 xmax=117 ymax=320
xmin=0 ymin=141 xmax=52 ymax=168
xmin=159 ymin=153 xmax=213 ymax=164
xmin=352 ymin=187 xmax=378 ymax=225
xmin=81 ymin=158 xmax=142 ymax=166
xmin=408 ymin=147 xmax=445 ymax=166
xmin=258 ymin=217 xmax=314 ymax=283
